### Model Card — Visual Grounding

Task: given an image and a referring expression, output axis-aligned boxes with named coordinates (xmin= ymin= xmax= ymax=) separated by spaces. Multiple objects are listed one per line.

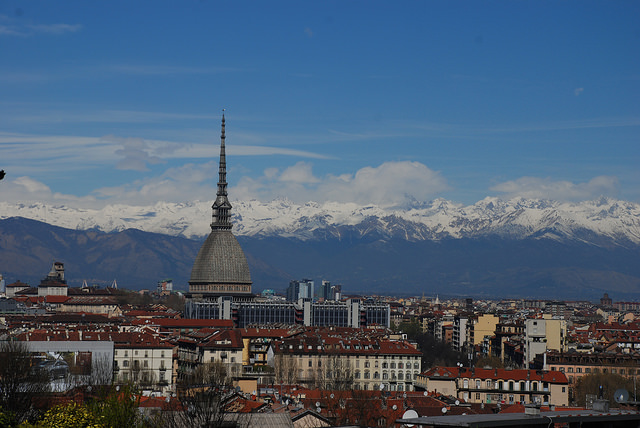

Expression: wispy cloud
xmin=490 ymin=176 xmax=619 ymax=201
xmin=8 ymin=109 xmax=215 ymax=124
xmin=0 ymin=15 xmax=82 ymax=37
xmin=104 ymin=64 xmax=239 ymax=76
xmin=0 ymin=131 xmax=330 ymax=176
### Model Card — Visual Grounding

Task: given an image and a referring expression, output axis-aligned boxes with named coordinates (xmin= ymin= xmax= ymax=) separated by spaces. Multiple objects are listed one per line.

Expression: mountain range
xmin=1 ymin=197 xmax=639 ymax=300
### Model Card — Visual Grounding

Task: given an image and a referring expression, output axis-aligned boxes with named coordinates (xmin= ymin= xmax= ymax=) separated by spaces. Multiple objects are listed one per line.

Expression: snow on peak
xmin=1 ymin=197 xmax=639 ymax=246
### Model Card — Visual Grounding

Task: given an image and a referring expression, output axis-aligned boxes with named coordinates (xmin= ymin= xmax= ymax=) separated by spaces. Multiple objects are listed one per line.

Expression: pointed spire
xmin=211 ymin=110 xmax=233 ymax=230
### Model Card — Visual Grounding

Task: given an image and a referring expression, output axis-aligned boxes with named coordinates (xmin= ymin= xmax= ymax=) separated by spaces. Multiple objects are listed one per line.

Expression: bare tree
xmin=273 ymin=354 xmax=298 ymax=386
xmin=314 ymin=355 xmax=354 ymax=391
xmin=0 ymin=340 xmax=51 ymax=423
xmin=160 ymin=361 xmax=233 ymax=428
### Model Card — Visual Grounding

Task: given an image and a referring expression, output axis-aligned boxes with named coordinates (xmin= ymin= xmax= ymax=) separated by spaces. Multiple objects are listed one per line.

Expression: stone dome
xmin=189 ymin=230 xmax=252 ymax=289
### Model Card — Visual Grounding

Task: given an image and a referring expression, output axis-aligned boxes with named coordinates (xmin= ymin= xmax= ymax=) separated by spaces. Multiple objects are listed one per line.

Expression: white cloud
xmin=490 ymin=176 xmax=619 ymax=201
xmin=278 ymin=162 xmax=320 ymax=183
xmin=574 ymin=87 xmax=584 ymax=96
xmin=234 ymin=161 xmax=450 ymax=207
xmin=0 ymin=176 xmax=98 ymax=206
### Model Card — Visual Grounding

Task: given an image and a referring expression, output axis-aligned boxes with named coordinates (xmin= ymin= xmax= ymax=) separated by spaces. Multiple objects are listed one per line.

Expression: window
xmin=476 ymin=393 xmax=481 ymax=400
xmin=562 ymin=387 xmax=566 ymax=393
xmin=309 ymin=360 xmax=313 ymax=367
xmin=576 ymin=367 xmax=582 ymax=373
xmin=123 ymin=360 xmax=129 ymax=368
xmin=568 ymin=367 xmax=573 ymax=373
xmin=365 ymin=361 xmax=370 ymax=368
xmin=476 ymin=380 xmax=481 ymax=389
xmin=585 ymin=368 xmax=591 ymax=373
xmin=143 ymin=360 xmax=148 ymax=368
xmin=374 ymin=372 xmax=379 ymax=379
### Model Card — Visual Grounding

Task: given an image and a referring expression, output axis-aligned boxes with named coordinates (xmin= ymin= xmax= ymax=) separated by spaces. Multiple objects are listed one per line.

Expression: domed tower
xmin=188 ymin=113 xmax=252 ymax=296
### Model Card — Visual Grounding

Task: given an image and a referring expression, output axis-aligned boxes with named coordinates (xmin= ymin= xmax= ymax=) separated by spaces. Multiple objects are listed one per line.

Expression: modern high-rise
xmin=286 ymin=279 xmax=314 ymax=302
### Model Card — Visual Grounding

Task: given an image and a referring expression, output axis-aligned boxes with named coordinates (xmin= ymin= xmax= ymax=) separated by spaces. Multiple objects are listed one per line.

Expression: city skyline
xmin=1 ymin=1 xmax=638 ymax=209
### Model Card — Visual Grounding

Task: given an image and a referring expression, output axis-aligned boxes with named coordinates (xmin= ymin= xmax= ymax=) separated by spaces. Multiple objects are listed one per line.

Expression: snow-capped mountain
xmin=1 ymin=197 xmax=639 ymax=247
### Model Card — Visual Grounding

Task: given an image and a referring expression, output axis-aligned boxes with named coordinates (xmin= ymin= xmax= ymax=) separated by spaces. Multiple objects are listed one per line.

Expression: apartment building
xmin=417 ymin=366 xmax=569 ymax=407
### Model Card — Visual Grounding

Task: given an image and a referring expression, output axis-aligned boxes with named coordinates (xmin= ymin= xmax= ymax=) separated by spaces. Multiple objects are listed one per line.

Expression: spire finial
xmin=210 ymin=111 xmax=232 ymax=230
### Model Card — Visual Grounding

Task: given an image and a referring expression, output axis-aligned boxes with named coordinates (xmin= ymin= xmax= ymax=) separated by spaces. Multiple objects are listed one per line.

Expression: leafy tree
xmin=395 ymin=320 xmax=422 ymax=340
xmin=22 ymin=385 xmax=150 ymax=428
xmin=412 ymin=332 xmax=466 ymax=369
xmin=573 ymin=372 xmax=634 ymax=407
xmin=88 ymin=384 xmax=146 ymax=427
xmin=25 ymin=402 xmax=103 ymax=428
xmin=0 ymin=406 xmax=16 ymax=428
xmin=475 ymin=356 xmax=504 ymax=369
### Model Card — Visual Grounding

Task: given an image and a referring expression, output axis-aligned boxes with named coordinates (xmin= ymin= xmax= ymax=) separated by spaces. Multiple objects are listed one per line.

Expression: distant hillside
xmin=1 ymin=216 xmax=639 ymax=300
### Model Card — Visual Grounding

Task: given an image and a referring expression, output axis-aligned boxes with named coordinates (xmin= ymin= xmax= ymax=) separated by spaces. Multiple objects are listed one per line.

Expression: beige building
xmin=417 ymin=367 xmax=569 ymax=407
xmin=267 ymin=334 xmax=422 ymax=392
xmin=470 ymin=314 xmax=499 ymax=346
xmin=112 ymin=332 xmax=174 ymax=396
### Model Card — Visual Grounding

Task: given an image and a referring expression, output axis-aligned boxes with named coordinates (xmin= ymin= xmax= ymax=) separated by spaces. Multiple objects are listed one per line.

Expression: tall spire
xmin=211 ymin=111 xmax=233 ymax=230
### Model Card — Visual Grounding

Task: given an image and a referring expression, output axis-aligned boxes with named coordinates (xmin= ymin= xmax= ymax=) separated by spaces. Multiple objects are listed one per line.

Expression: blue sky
xmin=1 ymin=1 xmax=638 ymax=208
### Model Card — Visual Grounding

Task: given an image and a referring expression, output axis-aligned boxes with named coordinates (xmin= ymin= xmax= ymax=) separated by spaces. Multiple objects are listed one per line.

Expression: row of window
xmin=117 ymin=359 xmax=167 ymax=369
xmin=120 ymin=370 xmax=167 ymax=383
xmin=552 ymin=366 xmax=637 ymax=376
xmin=461 ymin=379 xmax=548 ymax=392
xmin=115 ymin=350 xmax=167 ymax=358
xmin=355 ymin=371 xmax=418 ymax=381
